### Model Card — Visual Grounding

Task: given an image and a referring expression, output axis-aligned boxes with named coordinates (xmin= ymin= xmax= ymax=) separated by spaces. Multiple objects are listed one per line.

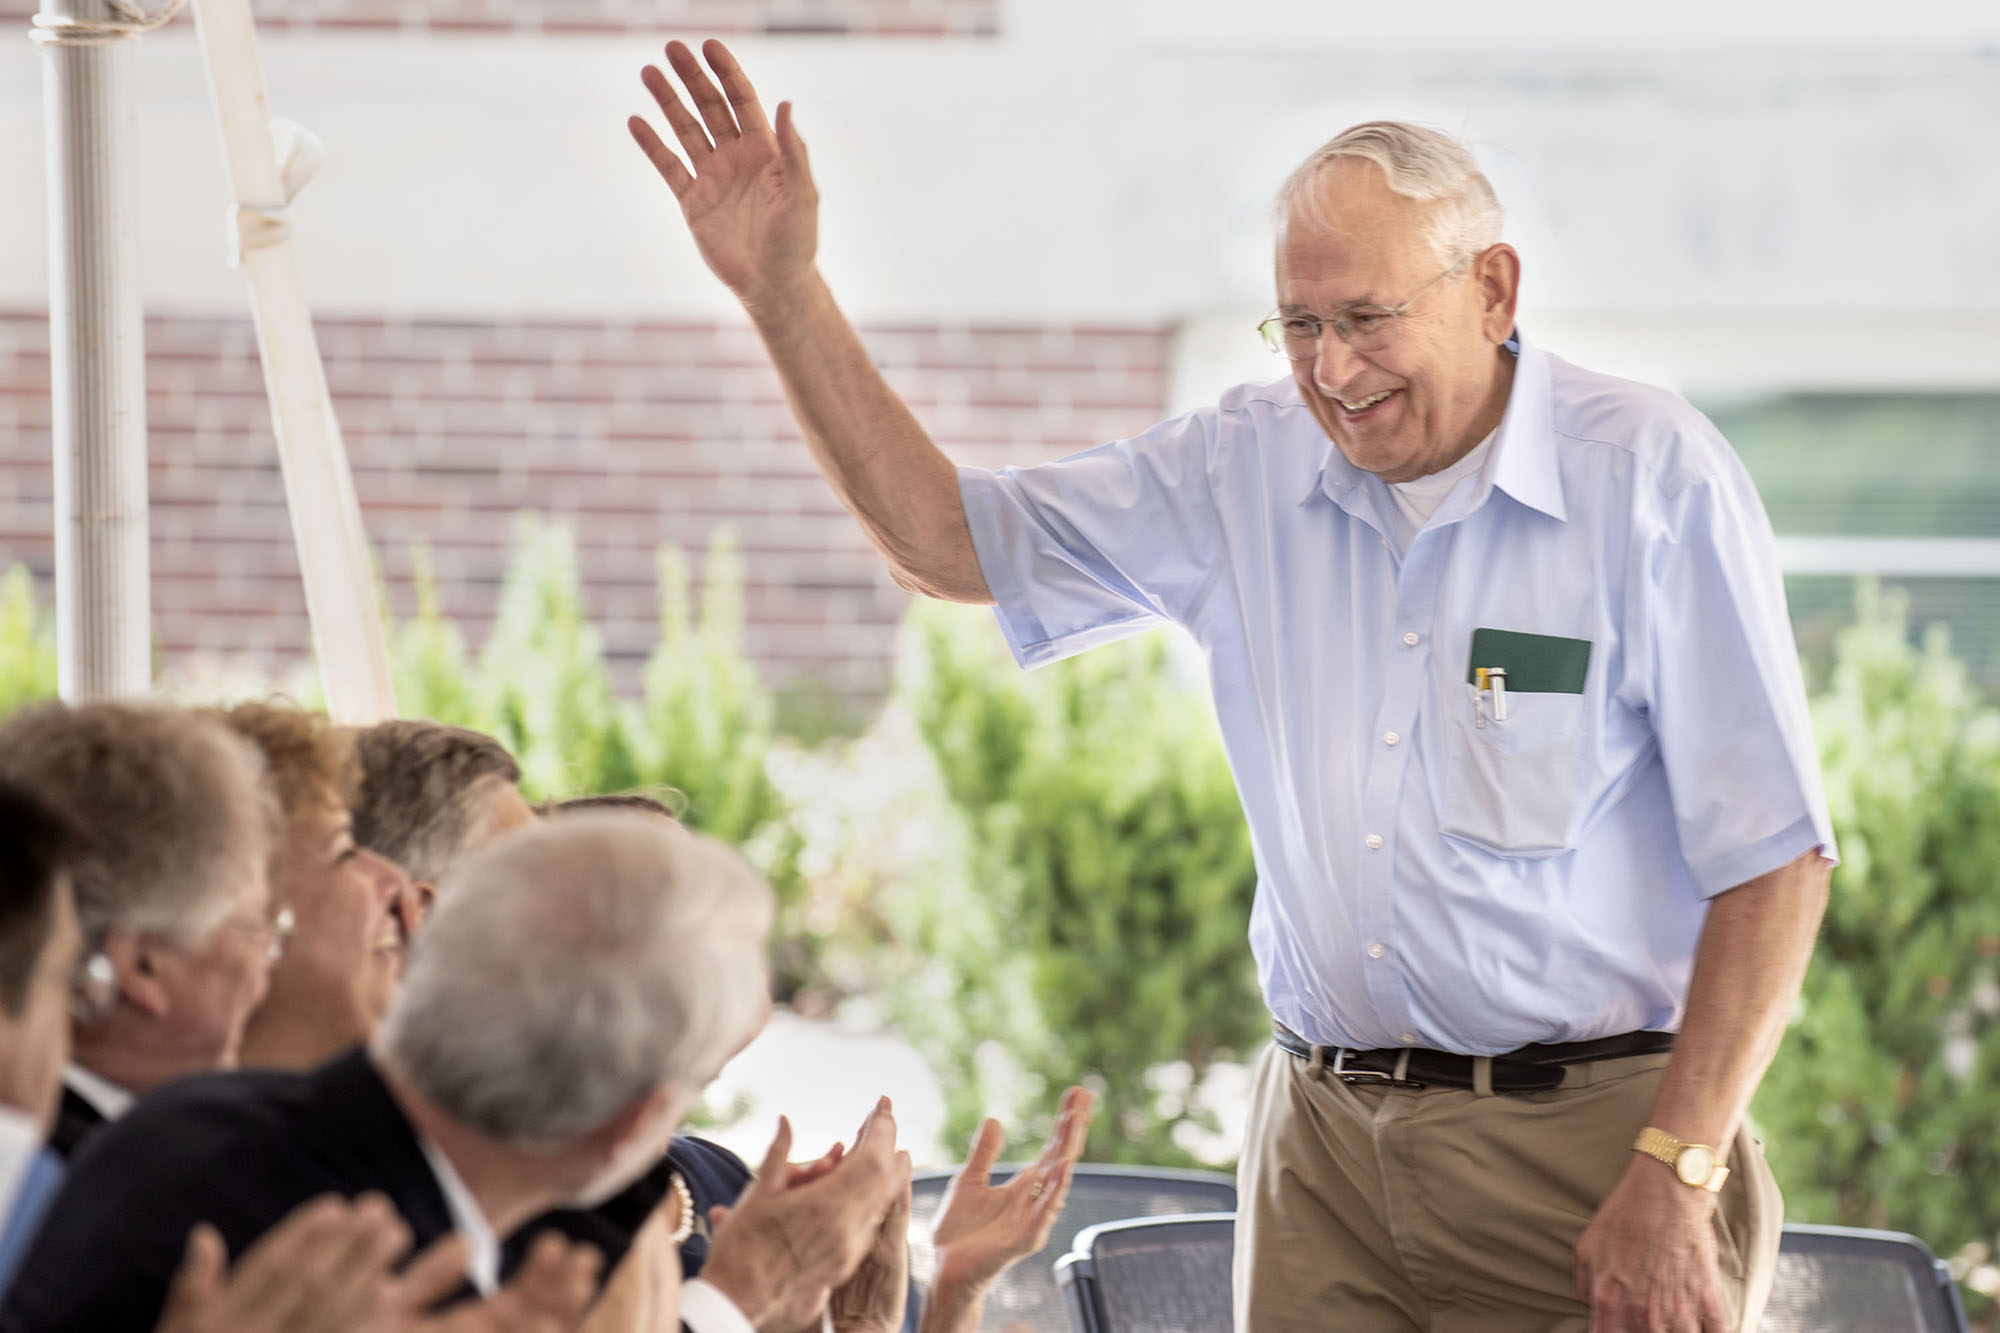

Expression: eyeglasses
xmin=219 ymin=906 xmax=296 ymax=965
xmin=1258 ymin=261 xmax=1467 ymax=359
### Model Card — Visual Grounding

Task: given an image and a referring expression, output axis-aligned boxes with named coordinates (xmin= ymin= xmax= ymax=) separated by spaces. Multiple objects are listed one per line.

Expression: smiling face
xmin=1276 ymin=158 xmax=1522 ymax=483
xmin=240 ymin=795 xmax=412 ymax=1069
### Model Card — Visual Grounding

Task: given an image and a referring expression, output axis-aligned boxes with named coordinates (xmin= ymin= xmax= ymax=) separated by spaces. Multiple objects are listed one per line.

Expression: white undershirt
xmin=1385 ymin=430 xmax=1496 ymax=552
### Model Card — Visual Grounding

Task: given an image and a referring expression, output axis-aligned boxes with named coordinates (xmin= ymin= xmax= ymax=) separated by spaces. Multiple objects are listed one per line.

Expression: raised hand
xmin=628 ymin=40 xmax=819 ymax=309
xmin=154 ymin=1194 xmax=410 ymax=1333
xmin=926 ymin=1085 xmax=1095 ymax=1329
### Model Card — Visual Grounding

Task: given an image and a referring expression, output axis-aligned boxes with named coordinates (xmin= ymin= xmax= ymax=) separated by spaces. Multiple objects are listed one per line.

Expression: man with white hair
xmin=629 ymin=43 xmax=1836 ymax=1332
xmin=0 ymin=701 xmax=284 ymax=1159
xmin=0 ymin=813 xmax=910 ymax=1332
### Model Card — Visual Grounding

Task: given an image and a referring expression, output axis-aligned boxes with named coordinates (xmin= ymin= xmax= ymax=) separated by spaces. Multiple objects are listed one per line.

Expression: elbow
xmin=890 ymin=560 xmax=994 ymax=606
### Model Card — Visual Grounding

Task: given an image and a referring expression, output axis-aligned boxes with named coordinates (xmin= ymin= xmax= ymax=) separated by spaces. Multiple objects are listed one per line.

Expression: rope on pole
xmin=189 ymin=0 xmax=398 ymax=723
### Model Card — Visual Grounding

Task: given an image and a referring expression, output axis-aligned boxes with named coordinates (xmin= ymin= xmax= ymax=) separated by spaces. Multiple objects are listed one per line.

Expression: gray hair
xmin=349 ymin=720 xmax=522 ymax=885
xmin=1276 ymin=121 xmax=1504 ymax=267
xmin=376 ymin=812 xmax=774 ymax=1148
xmin=0 ymin=701 xmax=277 ymax=944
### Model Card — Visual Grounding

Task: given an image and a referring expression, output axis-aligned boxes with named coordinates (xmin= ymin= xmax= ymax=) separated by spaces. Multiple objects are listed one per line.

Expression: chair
xmin=1766 ymin=1224 xmax=1969 ymax=1333
xmin=1054 ymin=1213 xmax=1234 ymax=1333
xmin=906 ymin=1165 xmax=1236 ymax=1333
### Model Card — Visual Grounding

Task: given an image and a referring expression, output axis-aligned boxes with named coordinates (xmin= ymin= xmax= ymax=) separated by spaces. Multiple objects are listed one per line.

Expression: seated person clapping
xmin=0 ymin=702 xmax=280 ymax=1157
xmin=0 ymin=812 xmax=890 ymax=1332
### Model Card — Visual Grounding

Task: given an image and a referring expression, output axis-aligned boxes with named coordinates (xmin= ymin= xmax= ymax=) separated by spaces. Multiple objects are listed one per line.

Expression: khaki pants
xmin=1234 ymin=1042 xmax=1782 ymax=1331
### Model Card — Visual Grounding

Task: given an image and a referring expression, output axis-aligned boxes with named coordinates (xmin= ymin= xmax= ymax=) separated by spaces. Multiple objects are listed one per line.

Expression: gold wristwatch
xmin=1633 ymin=1127 xmax=1730 ymax=1193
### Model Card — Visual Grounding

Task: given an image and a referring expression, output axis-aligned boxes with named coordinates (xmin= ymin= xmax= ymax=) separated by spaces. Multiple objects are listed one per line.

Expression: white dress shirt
xmin=960 ymin=331 xmax=1836 ymax=1053
xmin=62 ymin=1065 xmax=133 ymax=1123
xmin=415 ymin=1136 xmax=500 ymax=1297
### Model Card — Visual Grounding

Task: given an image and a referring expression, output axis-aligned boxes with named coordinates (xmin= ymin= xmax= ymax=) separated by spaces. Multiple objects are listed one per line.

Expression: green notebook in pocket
xmin=1464 ymin=628 xmax=1592 ymax=694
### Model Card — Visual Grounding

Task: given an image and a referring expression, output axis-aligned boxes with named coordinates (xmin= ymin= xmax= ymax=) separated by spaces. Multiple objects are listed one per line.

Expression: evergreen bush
xmin=1753 ymin=583 xmax=2000 ymax=1308
xmin=891 ymin=602 xmax=1263 ymax=1165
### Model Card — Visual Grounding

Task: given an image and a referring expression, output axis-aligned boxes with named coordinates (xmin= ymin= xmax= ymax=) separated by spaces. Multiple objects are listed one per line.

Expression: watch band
xmin=1633 ymin=1127 xmax=1730 ymax=1193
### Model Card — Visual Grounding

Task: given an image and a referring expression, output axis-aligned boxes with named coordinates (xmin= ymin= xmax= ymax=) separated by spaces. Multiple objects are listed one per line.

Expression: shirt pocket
xmin=1439 ymin=683 xmax=1586 ymax=857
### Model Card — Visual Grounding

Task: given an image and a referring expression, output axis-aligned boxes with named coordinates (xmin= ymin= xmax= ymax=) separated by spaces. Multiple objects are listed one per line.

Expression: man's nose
xmin=1312 ymin=328 xmax=1368 ymax=394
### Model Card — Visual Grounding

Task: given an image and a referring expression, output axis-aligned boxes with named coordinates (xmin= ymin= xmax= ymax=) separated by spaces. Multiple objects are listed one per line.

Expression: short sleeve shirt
xmin=956 ymin=333 xmax=1836 ymax=1054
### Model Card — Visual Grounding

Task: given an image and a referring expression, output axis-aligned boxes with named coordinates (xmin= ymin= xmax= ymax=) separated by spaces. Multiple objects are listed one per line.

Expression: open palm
xmin=628 ymin=40 xmax=819 ymax=307
xmin=931 ymin=1086 xmax=1095 ymax=1297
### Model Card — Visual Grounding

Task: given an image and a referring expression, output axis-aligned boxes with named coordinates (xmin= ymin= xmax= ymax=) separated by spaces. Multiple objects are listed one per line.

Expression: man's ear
xmin=102 ymin=929 xmax=173 ymax=1019
xmin=1476 ymin=242 xmax=1522 ymax=344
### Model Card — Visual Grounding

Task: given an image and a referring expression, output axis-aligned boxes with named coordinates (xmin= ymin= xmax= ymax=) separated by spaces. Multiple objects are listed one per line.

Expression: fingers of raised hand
xmin=638 ymin=65 xmax=713 ymax=166
xmin=664 ymin=40 xmax=742 ymax=147
xmin=700 ymin=39 xmax=771 ymax=136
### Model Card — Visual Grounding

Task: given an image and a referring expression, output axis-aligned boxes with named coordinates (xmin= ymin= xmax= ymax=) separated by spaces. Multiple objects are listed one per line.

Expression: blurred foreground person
xmin=0 ymin=701 xmax=280 ymax=1158
xmin=0 ymin=781 xmax=83 ymax=1298
xmin=0 ymin=778 xmax=519 ymax=1333
xmin=0 ymin=813 xmax=905 ymax=1333
xmin=349 ymin=720 xmax=536 ymax=926
xmin=222 ymin=704 xmax=414 ymax=1071
xmin=632 ymin=42 xmax=1832 ymax=1331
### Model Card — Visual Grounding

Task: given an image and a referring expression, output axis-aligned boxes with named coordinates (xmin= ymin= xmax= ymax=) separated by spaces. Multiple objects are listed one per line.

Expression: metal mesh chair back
xmin=1763 ymin=1225 xmax=1968 ymax=1333
xmin=1055 ymin=1213 xmax=1234 ymax=1333
xmin=908 ymin=1166 xmax=1236 ymax=1333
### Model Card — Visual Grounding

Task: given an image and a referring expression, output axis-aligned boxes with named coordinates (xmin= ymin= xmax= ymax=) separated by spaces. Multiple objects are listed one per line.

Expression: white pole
xmin=34 ymin=0 xmax=152 ymax=701
xmin=189 ymin=0 xmax=396 ymax=724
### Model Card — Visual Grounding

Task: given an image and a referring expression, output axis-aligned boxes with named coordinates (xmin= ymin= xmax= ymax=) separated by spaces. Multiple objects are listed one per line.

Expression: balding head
xmin=1277 ymin=120 xmax=1502 ymax=269
xmin=375 ymin=812 xmax=773 ymax=1150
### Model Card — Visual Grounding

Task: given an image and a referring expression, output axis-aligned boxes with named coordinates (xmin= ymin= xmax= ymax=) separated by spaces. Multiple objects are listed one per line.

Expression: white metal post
xmin=35 ymin=0 xmax=151 ymax=701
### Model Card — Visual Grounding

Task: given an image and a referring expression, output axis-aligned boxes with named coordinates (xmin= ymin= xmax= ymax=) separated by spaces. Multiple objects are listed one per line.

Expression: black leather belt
xmin=1273 ymin=1025 xmax=1675 ymax=1093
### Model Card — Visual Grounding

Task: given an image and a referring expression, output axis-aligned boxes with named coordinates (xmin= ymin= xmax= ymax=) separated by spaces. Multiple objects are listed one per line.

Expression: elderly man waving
xmin=629 ymin=42 xmax=1834 ymax=1333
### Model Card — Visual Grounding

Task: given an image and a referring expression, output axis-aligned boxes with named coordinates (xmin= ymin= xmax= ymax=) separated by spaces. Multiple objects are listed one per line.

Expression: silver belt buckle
xmin=1331 ymin=1048 xmax=1424 ymax=1089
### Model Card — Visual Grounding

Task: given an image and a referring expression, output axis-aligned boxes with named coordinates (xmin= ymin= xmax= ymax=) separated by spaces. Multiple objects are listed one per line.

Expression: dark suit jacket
xmin=505 ymin=1133 xmax=752 ymax=1283
xmin=46 ymin=1085 xmax=104 ymax=1162
xmin=0 ymin=1048 xmax=454 ymax=1333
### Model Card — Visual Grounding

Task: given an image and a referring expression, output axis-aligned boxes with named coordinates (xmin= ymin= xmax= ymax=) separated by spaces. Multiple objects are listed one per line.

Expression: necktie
xmin=0 ymin=1148 xmax=65 ymax=1299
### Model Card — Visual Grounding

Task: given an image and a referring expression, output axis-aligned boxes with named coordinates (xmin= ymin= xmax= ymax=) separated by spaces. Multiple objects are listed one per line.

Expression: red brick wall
xmin=0 ymin=0 xmax=996 ymax=36
xmin=0 ymin=311 xmax=1171 ymax=699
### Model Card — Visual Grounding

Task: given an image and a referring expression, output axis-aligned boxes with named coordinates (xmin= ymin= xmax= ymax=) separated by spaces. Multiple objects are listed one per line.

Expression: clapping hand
xmin=702 ymin=1102 xmax=912 ymax=1333
xmin=924 ymin=1086 xmax=1095 ymax=1333
xmin=154 ymin=1194 xmax=409 ymax=1333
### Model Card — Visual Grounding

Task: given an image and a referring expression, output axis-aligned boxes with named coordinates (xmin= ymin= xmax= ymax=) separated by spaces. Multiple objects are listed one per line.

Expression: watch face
xmin=1676 ymin=1145 xmax=1717 ymax=1186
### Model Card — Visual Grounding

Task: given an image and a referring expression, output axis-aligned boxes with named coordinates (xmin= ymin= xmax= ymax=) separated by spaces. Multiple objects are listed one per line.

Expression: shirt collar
xmin=63 ymin=1065 xmax=134 ymax=1123
xmin=1300 ymin=330 xmax=1567 ymax=524
xmin=416 ymin=1134 xmax=501 ymax=1297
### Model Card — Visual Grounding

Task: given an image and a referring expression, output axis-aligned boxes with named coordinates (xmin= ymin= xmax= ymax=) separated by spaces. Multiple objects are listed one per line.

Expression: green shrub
xmin=1753 ymin=583 xmax=2000 ymax=1306
xmin=890 ymin=601 xmax=1263 ymax=1165
xmin=0 ymin=567 xmax=57 ymax=718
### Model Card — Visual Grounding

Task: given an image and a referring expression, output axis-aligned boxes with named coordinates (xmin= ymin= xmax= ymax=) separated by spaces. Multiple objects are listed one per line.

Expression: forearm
xmin=1644 ymin=848 xmax=1831 ymax=1152
xmin=915 ymin=1275 xmax=990 ymax=1333
xmin=746 ymin=272 xmax=992 ymax=604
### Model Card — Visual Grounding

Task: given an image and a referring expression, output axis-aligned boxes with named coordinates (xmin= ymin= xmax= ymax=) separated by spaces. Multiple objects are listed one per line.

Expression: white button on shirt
xmin=958 ymin=332 xmax=1836 ymax=1055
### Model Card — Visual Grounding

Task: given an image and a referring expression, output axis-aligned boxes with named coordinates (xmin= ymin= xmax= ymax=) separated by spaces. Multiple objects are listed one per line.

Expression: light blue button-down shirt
xmin=957 ymin=334 xmax=1836 ymax=1055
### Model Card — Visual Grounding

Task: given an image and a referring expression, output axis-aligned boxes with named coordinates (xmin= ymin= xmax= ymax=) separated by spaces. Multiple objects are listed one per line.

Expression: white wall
xmin=3 ymin=0 xmax=1997 ymax=399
